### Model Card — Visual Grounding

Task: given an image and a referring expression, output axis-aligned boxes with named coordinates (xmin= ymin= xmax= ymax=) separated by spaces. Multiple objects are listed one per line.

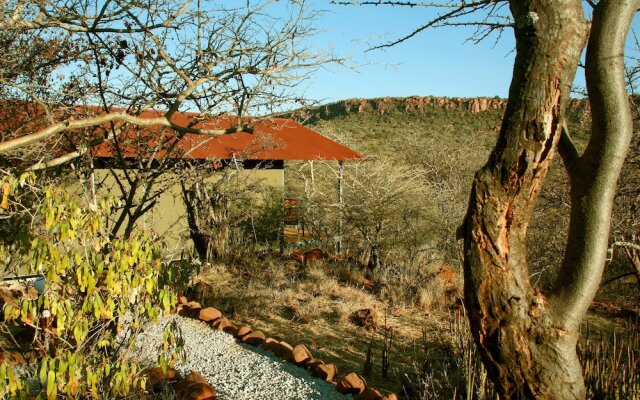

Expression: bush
xmin=0 ymin=173 xmax=181 ymax=399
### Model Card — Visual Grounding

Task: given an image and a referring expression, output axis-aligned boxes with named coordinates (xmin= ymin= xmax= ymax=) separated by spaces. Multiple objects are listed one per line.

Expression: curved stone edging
xmin=176 ymin=295 xmax=398 ymax=400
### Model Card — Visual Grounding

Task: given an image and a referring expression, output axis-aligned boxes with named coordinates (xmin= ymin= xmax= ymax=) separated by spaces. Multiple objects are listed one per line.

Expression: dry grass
xmin=184 ymin=253 xmax=639 ymax=400
xmin=580 ymin=321 xmax=639 ymax=400
xmin=190 ymin=255 xmax=459 ymax=396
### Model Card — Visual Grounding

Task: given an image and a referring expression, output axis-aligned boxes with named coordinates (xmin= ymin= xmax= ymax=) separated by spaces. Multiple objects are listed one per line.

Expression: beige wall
xmin=75 ymin=167 xmax=283 ymax=256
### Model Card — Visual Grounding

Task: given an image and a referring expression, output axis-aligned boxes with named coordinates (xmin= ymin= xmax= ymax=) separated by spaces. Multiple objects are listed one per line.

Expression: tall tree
xmin=335 ymin=0 xmax=638 ymax=398
xmin=462 ymin=1 xmax=636 ymax=398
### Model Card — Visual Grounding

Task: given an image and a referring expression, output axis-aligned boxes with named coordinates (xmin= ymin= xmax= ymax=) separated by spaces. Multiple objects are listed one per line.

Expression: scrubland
xmin=185 ymin=102 xmax=638 ymax=399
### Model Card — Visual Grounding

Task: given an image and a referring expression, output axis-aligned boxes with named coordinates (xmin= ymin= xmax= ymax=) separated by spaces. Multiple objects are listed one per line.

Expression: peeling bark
xmin=463 ymin=0 xmax=586 ymax=398
xmin=462 ymin=0 xmax=638 ymax=398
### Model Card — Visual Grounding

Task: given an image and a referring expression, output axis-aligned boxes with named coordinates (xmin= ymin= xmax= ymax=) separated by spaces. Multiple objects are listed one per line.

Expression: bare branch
xmin=612 ymin=241 xmax=640 ymax=252
xmin=26 ymin=148 xmax=87 ymax=171
xmin=0 ymin=112 xmax=249 ymax=154
xmin=332 ymin=0 xmax=511 ymax=50
xmin=331 ymin=1 xmax=462 ymax=7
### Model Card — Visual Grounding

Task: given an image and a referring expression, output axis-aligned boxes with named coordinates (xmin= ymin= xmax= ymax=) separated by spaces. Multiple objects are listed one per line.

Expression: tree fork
xmin=462 ymin=0 xmax=589 ymax=398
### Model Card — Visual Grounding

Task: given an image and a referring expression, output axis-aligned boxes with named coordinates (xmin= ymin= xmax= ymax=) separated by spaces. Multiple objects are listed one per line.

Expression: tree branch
xmin=333 ymin=0 xmax=510 ymax=50
xmin=0 ymin=112 xmax=250 ymax=154
xmin=550 ymin=0 xmax=639 ymax=328
xmin=557 ymin=120 xmax=580 ymax=173
xmin=612 ymin=240 xmax=640 ymax=252
xmin=26 ymin=149 xmax=87 ymax=171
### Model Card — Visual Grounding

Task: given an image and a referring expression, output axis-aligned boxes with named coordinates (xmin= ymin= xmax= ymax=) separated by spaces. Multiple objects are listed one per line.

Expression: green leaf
xmin=93 ymin=296 xmax=103 ymax=319
xmin=74 ymin=251 xmax=82 ymax=266
xmin=45 ymin=208 xmax=55 ymax=230
xmin=39 ymin=360 xmax=48 ymax=383
xmin=87 ymin=274 xmax=96 ymax=294
xmin=162 ymin=290 xmax=170 ymax=311
xmin=59 ymin=360 xmax=68 ymax=375
xmin=73 ymin=324 xmax=82 ymax=345
xmin=46 ymin=370 xmax=56 ymax=399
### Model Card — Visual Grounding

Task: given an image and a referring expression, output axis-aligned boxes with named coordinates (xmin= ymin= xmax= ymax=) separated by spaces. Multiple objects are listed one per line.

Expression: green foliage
xmin=304 ymin=101 xmax=597 ymax=283
xmin=251 ymin=188 xmax=286 ymax=247
xmin=0 ymin=173 xmax=181 ymax=399
xmin=300 ymin=107 xmax=500 ymax=267
xmin=182 ymin=167 xmax=284 ymax=259
xmin=286 ymin=158 xmax=437 ymax=272
xmin=339 ymin=160 xmax=434 ymax=269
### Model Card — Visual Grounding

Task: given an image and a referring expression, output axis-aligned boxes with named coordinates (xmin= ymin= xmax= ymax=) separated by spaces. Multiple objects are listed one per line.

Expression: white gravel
xmin=131 ymin=315 xmax=351 ymax=400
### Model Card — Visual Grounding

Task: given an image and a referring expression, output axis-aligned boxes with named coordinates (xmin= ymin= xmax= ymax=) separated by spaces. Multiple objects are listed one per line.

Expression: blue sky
xmin=299 ymin=2 xmax=640 ymax=103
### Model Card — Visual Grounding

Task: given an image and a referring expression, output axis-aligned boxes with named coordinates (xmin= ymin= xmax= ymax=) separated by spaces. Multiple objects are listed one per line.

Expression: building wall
xmin=76 ymin=166 xmax=284 ymax=256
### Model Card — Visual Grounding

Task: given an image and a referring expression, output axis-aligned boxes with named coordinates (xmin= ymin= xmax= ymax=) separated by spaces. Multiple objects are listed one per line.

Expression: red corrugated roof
xmin=90 ymin=110 xmax=364 ymax=162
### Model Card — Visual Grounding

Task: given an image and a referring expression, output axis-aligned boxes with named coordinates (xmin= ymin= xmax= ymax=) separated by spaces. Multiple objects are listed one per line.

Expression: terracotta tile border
xmin=176 ymin=296 xmax=399 ymax=400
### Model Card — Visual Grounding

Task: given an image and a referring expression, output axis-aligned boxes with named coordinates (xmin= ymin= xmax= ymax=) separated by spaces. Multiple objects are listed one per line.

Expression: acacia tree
xmin=0 ymin=0 xmax=328 ymax=240
xmin=335 ymin=0 xmax=638 ymax=398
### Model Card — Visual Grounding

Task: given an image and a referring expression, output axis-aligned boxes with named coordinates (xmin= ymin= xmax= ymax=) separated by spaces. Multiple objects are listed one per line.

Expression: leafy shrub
xmin=251 ymin=188 xmax=286 ymax=248
xmin=0 ymin=173 xmax=181 ymax=399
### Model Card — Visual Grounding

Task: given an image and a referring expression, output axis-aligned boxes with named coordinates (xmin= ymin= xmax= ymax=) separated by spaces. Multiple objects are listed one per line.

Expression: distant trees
xmin=339 ymin=159 xmax=431 ymax=270
xmin=610 ymin=109 xmax=640 ymax=289
xmin=336 ymin=0 xmax=639 ymax=398
xmin=290 ymin=158 xmax=436 ymax=271
xmin=609 ymin=58 xmax=640 ymax=291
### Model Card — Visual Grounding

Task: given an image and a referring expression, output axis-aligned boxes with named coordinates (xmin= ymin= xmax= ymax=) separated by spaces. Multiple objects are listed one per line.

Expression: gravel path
xmin=132 ymin=315 xmax=351 ymax=400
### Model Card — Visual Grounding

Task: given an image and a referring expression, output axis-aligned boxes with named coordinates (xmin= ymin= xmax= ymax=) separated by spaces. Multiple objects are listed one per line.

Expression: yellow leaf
xmin=1 ymin=182 xmax=10 ymax=209
xmin=87 ymin=274 xmax=96 ymax=294
xmin=73 ymin=324 xmax=83 ymax=344
xmin=60 ymin=254 xmax=69 ymax=273
xmin=57 ymin=313 xmax=65 ymax=334
xmin=68 ymin=377 xmax=79 ymax=395
xmin=45 ymin=207 xmax=55 ymax=230
xmin=2 ymin=181 xmax=10 ymax=196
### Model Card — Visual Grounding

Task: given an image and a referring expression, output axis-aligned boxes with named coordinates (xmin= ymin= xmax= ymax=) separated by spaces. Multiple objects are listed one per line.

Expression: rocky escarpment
xmin=340 ymin=96 xmax=507 ymax=115
xmin=294 ymin=96 xmax=591 ymax=122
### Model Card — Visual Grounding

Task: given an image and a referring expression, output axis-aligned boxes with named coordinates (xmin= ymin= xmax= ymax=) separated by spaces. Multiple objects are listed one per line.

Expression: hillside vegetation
xmin=189 ymin=97 xmax=638 ymax=398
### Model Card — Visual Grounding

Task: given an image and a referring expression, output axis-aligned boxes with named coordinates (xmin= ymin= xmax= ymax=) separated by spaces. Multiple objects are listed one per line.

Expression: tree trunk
xmin=462 ymin=0 xmax=638 ymax=398
xmin=462 ymin=0 xmax=587 ymax=398
xmin=181 ymin=182 xmax=209 ymax=260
